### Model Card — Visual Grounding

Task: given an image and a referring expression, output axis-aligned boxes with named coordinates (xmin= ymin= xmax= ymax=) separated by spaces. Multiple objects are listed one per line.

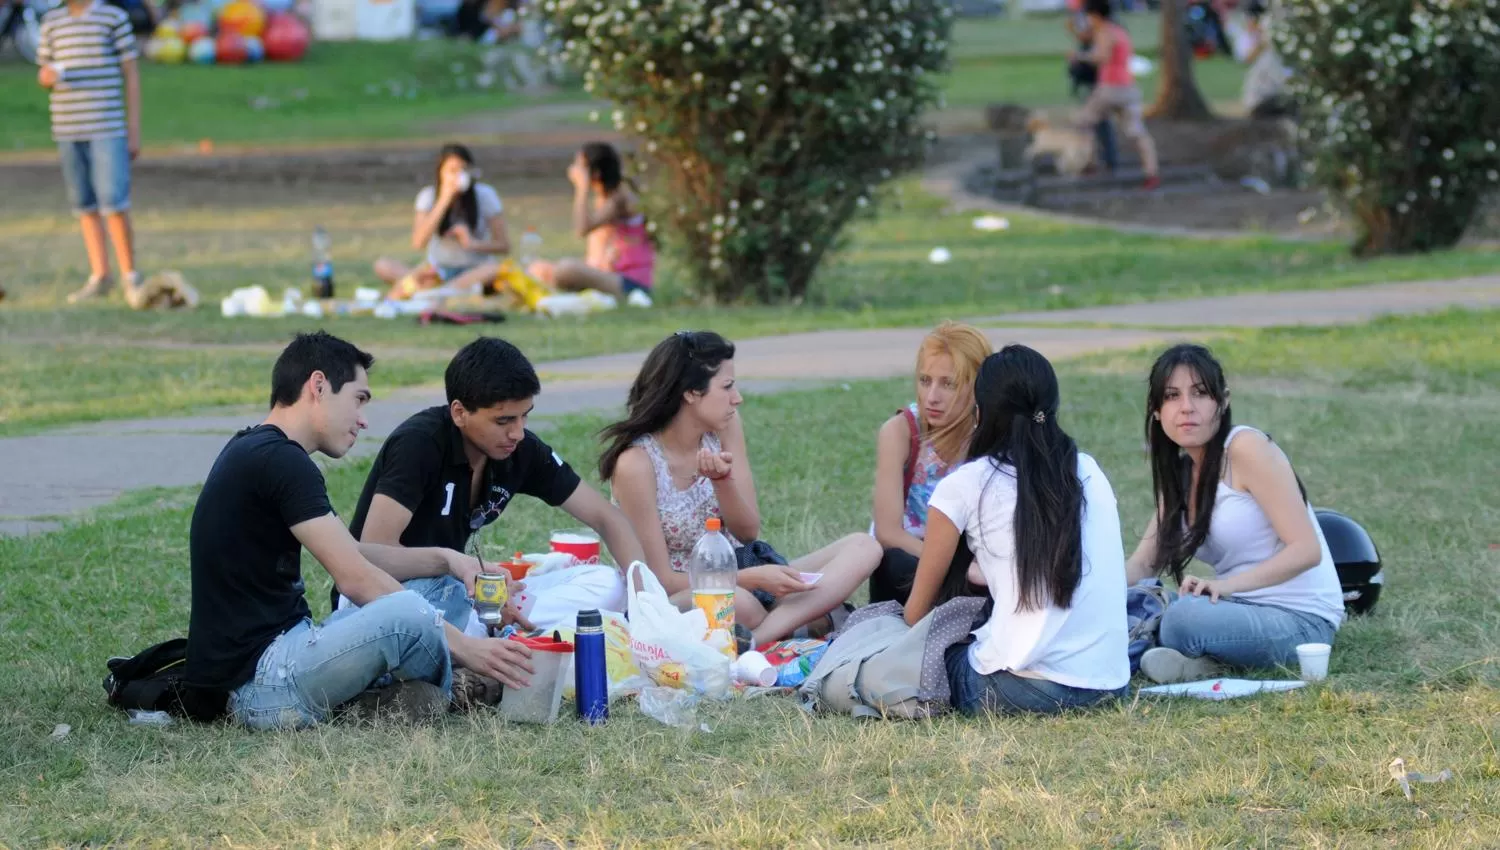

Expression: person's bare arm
xmin=293 ymin=513 xmax=407 ymax=605
xmin=903 ymin=507 xmax=962 ymax=625
xmin=872 ymin=415 xmax=923 ymax=558
xmin=357 ymin=493 xmax=484 ymax=594
xmin=558 ymin=482 xmax=647 ymax=571
xmin=705 ymin=416 xmax=761 ymax=542
xmin=122 ymin=58 xmax=141 ymax=159
xmin=411 ymin=186 xmax=459 ymax=250
xmin=1125 ymin=511 xmax=1162 ymax=585
xmin=610 ymin=447 xmax=683 ymax=593
xmin=458 ymin=210 xmax=510 ymax=255
xmin=1075 ymin=26 xmax=1112 ymax=65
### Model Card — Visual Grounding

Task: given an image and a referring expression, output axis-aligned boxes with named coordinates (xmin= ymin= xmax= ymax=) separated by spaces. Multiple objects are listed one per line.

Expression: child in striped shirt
xmin=37 ymin=0 xmax=145 ymax=306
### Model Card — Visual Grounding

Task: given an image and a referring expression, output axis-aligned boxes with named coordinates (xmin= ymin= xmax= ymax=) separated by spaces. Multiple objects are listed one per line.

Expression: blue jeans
xmin=1158 ymin=595 xmax=1337 ymax=671
xmin=58 ymin=136 xmax=132 ymax=215
xmin=945 ymin=644 xmax=1128 ymax=717
xmin=228 ymin=590 xmax=453 ymax=730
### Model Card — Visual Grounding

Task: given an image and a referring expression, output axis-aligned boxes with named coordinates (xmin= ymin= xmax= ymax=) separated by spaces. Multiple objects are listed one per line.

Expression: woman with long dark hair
xmin=1126 ymin=344 xmax=1343 ymax=683
xmin=373 ymin=143 xmax=510 ymax=299
xmin=601 ymin=331 xmax=882 ymax=647
xmin=529 ymin=141 xmax=657 ymax=307
xmin=904 ymin=345 xmax=1129 ymax=716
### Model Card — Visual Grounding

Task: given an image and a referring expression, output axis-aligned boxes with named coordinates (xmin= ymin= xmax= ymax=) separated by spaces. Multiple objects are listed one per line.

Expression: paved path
xmin=3 ymin=278 xmax=1496 ymax=535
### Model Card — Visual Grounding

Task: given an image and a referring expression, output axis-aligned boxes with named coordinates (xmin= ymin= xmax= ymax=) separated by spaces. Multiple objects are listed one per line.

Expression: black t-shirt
xmin=186 ymin=425 xmax=332 ymax=692
xmin=349 ymin=406 xmax=582 ymax=553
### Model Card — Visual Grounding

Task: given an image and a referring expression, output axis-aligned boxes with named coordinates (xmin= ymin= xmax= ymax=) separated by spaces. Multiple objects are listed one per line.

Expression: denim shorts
xmin=58 ymin=136 xmax=132 ymax=215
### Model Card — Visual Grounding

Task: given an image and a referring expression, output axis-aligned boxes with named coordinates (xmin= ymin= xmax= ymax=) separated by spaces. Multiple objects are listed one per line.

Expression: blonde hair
xmin=915 ymin=322 xmax=992 ymax=464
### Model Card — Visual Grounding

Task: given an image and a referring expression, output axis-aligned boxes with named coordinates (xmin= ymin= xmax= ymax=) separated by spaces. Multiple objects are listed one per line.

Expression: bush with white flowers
xmin=1275 ymin=0 xmax=1500 ymax=255
xmin=542 ymin=0 xmax=952 ymax=301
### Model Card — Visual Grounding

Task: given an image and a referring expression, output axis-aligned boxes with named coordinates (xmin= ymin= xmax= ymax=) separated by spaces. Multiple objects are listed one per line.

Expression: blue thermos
xmin=574 ymin=609 xmax=608 ymax=725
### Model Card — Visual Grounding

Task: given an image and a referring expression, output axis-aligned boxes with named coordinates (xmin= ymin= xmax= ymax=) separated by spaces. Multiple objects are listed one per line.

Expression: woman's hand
xmin=1180 ymin=575 xmax=1230 ymax=602
xmin=567 ymin=154 xmax=590 ymax=190
xmin=697 ymin=448 xmax=733 ymax=481
xmin=450 ymin=224 xmax=474 ymax=248
xmin=740 ymin=566 xmax=813 ymax=597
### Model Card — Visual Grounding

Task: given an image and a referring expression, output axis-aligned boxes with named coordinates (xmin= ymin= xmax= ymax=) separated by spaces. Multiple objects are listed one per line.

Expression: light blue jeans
xmin=945 ymin=644 xmax=1128 ymax=717
xmin=1158 ymin=595 xmax=1337 ymax=671
xmin=228 ymin=589 xmax=453 ymax=730
xmin=58 ymin=136 xmax=132 ymax=215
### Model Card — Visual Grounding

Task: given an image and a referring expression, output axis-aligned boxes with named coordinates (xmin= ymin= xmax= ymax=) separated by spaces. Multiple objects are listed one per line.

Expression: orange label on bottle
xmin=691 ymin=589 xmax=736 ymax=658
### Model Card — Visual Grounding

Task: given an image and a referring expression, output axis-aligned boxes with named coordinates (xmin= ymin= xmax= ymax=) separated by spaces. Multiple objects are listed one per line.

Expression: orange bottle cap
xmin=705 ymin=517 xmax=721 ymax=532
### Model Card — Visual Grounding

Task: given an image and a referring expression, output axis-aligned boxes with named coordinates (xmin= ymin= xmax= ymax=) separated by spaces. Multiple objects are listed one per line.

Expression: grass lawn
xmin=2 ymin=310 xmax=1497 ymax=846
xmin=7 ymin=180 xmax=1500 ymax=436
xmin=0 ymin=12 xmax=1245 ymax=153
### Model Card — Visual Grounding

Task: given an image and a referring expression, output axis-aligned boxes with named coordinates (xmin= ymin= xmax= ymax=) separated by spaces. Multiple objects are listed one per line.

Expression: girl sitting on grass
xmin=373 ymin=143 xmax=509 ymax=299
xmin=904 ymin=345 xmax=1130 ymax=716
xmin=601 ymin=331 xmax=882 ymax=649
xmin=527 ymin=142 xmax=656 ymax=308
xmin=1126 ymin=343 xmax=1344 ymax=683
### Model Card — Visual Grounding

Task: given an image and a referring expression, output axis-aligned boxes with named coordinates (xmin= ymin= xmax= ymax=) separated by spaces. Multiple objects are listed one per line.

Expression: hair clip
xmin=1033 ymin=410 xmax=1046 ymax=424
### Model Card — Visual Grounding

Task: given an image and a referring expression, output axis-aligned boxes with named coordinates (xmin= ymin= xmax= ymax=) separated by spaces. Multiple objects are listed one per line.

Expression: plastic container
xmin=499 ymin=634 xmax=574 ymax=724
xmin=688 ymin=517 xmax=738 ymax=659
xmin=1296 ymin=642 xmax=1331 ymax=682
xmin=550 ymin=528 xmax=601 ymax=562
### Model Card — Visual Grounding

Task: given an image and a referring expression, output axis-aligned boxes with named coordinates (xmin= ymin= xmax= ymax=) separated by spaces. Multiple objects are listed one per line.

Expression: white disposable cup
xmin=1296 ymin=642 xmax=1331 ymax=682
xmin=732 ymin=650 xmax=777 ymax=687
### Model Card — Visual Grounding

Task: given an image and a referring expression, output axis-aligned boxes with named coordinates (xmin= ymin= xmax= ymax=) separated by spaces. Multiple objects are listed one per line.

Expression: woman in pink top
xmin=1070 ymin=0 xmax=1160 ymax=189
xmin=529 ymin=142 xmax=658 ymax=307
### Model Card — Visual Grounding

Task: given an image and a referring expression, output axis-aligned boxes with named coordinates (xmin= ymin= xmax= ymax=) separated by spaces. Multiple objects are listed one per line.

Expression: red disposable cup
xmin=550 ymin=529 xmax=601 ymax=562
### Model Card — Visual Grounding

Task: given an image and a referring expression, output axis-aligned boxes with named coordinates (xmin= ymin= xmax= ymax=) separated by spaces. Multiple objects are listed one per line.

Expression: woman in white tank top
xmin=1126 ymin=344 xmax=1343 ymax=684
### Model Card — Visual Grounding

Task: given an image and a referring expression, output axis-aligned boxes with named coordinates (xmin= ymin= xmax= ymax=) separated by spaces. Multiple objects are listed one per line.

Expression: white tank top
xmin=1194 ymin=426 xmax=1344 ymax=628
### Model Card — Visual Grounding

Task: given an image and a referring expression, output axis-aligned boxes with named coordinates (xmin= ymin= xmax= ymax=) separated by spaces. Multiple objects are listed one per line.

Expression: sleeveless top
xmin=1099 ymin=22 xmax=1134 ymax=86
xmin=1194 ymin=426 xmax=1345 ymax=628
xmin=632 ymin=433 xmax=740 ymax=572
xmin=607 ymin=213 xmax=656 ymax=288
xmin=901 ymin=403 xmax=957 ymax=539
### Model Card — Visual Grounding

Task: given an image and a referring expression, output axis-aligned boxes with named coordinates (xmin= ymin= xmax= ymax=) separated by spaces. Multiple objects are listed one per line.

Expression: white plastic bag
xmin=626 ymin=561 xmax=731 ymax=699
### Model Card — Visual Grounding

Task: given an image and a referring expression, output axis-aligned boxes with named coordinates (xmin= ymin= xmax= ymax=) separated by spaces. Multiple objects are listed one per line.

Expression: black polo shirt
xmin=349 ymin=405 xmax=582 ymax=554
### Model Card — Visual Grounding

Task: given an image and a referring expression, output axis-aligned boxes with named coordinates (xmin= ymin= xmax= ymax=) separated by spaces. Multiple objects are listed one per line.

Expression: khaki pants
xmin=1078 ymin=84 xmax=1148 ymax=140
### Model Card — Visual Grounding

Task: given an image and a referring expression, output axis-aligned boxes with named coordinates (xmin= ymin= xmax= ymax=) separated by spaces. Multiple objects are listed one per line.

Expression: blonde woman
xmin=868 ymin=322 xmax=993 ymax=604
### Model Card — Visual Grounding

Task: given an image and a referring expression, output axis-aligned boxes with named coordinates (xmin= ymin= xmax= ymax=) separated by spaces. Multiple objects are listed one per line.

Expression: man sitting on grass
xmin=185 ymin=331 xmax=534 ymax=729
xmin=336 ymin=336 xmax=645 ymax=633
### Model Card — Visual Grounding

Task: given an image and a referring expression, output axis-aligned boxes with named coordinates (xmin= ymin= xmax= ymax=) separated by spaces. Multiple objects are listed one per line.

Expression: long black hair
xmin=435 ymin=142 xmax=480 ymax=237
xmin=1145 ymin=344 xmax=1232 ymax=583
xmin=599 ymin=331 xmax=735 ymax=480
xmin=934 ymin=345 xmax=1085 ymax=612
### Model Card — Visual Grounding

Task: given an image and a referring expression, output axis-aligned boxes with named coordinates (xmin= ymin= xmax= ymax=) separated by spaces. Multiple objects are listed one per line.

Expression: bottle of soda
xmin=688 ymin=517 xmax=738 ymax=659
xmin=311 ymin=225 xmax=335 ymax=299
xmin=518 ymin=226 xmax=543 ymax=268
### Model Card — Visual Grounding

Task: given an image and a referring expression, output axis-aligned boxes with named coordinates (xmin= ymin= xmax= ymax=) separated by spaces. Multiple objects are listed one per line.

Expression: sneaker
xmin=1140 ymin=647 xmax=1224 ymax=684
xmin=340 ymin=680 xmax=447 ymax=724
xmin=450 ymin=668 xmax=503 ymax=713
xmin=1142 ymin=175 xmax=1162 ymax=191
xmin=67 ymin=273 xmax=113 ymax=304
xmin=625 ymin=288 xmax=654 ymax=309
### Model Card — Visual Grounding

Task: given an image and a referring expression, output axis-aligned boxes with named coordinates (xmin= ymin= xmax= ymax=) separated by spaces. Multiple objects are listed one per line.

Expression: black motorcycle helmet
xmin=1315 ymin=509 xmax=1382 ymax=616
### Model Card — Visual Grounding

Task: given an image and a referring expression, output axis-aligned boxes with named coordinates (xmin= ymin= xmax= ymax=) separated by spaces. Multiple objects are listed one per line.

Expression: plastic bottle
xmin=311 ymin=225 xmax=335 ymax=299
xmin=574 ymin=608 xmax=609 ymax=725
xmin=518 ymin=226 xmax=543 ymax=268
xmin=688 ymin=517 xmax=739 ymax=659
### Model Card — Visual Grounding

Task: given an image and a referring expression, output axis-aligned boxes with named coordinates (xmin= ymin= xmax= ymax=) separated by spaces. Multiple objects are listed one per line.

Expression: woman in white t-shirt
xmin=373 ymin=143 xmax=510 ymax=299
xmin=904 ymin=345 xmax=1130 ymax=716
xmin=1126 ymin=344 xmax=1343 ymax=684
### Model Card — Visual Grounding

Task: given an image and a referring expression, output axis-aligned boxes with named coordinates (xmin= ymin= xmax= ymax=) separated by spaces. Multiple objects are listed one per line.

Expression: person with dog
xmin=185 ymin=331 xmax=536 ymax=730
xmin=341 ymin=336 xmax=644 ymax=634
xmin=1069 ymin=0 xmax=1160 ymax=190
xmin=1064 ymin=0 xmax=1120 ymax=174
xmin=903 ymin=345 xmax=1130 ymax=716
xmin=868 ymin=322 xmax=992 ymax=606
xmin=1125 ymin=344 xmax=1344 ymax=684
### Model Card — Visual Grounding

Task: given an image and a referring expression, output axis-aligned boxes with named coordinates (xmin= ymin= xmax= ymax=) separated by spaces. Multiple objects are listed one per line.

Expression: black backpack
xmin=103 ymin=638 xmax=190 ymax=716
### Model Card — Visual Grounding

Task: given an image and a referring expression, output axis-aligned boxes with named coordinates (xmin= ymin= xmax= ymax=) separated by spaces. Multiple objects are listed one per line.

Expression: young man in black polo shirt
xmin=186 ymin=331 xmax=535 ymax=729
xmin=340 ymin=337 xmax=644 ymax=630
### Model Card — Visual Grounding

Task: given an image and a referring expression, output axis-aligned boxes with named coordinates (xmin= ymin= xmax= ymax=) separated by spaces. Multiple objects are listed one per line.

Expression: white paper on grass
xmin=1139 ymin=678 xmax=1307 ymax=701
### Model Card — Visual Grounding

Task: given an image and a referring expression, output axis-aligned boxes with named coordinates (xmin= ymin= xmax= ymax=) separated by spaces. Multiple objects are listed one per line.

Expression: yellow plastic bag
xmin=494 ymin=259 xmax=552 ymax=311
xmin=556 ymin=610 xmax=645 ymax=701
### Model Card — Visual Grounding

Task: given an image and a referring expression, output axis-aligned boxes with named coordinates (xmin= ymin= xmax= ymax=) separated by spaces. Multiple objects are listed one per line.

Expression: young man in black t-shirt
xmin=186 ymin=331 xmax=535 ymax=729
xmin=339 ymin=337 xmax=646 ymax=630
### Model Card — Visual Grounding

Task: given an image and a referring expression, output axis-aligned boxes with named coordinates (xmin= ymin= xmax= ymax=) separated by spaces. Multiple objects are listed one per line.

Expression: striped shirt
xmin=37 ymin=1 xmax=138 ymax=142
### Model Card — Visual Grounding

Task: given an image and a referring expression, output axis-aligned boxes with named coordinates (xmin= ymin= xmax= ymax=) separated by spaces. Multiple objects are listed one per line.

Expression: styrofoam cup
xmin=1295 ymin=642 xmax=1331 ymax=682
xmin=732 ymin=650 xmax=776 ymax=687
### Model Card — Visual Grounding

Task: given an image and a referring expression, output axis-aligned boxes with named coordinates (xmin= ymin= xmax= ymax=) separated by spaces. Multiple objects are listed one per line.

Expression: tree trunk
xmin=1147 ymin=0 xmax=1215 ymax=121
